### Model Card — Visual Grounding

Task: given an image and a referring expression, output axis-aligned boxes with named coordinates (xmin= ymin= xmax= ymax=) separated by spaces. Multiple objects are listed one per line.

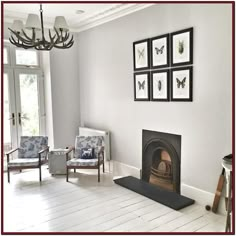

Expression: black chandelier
xmin=8 ymin=4 xmax=74 ymax=50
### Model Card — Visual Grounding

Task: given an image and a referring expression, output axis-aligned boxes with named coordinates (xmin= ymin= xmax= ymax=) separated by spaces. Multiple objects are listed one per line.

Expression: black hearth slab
xmin=114 ymin=176 xmax=194 ymax=210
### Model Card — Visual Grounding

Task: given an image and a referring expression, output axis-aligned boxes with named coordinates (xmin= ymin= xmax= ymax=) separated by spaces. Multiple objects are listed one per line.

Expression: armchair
xmin=6 ymin=136 xmax=49 ymax=183
xmin=66 ymin=136 xmax=105 ymax=182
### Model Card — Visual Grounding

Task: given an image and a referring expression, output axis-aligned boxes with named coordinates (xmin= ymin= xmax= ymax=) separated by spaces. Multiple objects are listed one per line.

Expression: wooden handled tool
xmin=212 ymin=168 xmax=225 ymax=213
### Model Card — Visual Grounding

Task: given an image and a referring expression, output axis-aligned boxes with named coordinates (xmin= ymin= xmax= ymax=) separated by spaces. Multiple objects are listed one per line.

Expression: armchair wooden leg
xmin=39 ymin=166 xmax=42 ymax=182
xmin=103 ymin=162 xmax=105 ymax=173
xmin=74 ymin=169 xmax=76 ymax=173
xmin=98 ymin=166 xmax=100 ymax=182
xmin=66 ymin=167 xmax=69 ymax=182
xmin=7 ymin=168 xmax=10 ymax=183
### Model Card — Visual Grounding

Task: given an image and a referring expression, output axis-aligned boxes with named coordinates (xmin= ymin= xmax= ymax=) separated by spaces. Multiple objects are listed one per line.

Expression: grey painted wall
xmin=77 ymin=4 xmax=232 ymax=193
xmin=49 ymin=35 xmax=80 ymax=148
xmin=42 ymin=52 xmax=54 ymax=149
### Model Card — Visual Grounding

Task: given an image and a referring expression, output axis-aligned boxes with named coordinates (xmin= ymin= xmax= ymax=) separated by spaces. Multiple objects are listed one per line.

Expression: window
xmin=4 ymin=47 xmax=9 ymax=64
xmin=19 ymin=73 xmax=40 ymax=136
xmin=15 ymin=48 xmax=39 ymax=66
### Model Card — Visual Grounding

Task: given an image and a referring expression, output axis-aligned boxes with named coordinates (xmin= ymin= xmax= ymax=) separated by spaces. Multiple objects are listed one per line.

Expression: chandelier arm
xmin=9 ymin=29 xmax=35 ymax=45
xmin=54 ymin=42 xmax=73 ymax=49
xmin=32 ymin=28 xmax=36 ymax=42
xmin=53 ymin=29 xmax=74 ymax=45
xmin=9 ymin=35 xmax=30 ymax=48
xmin=62 ymin=35 xmax=74 ymax=48
xmin=62 ymin=32 xmax=70 ymax=41
xmin=54 ymin=33 xmax=71 ymax=44
xmin=54 ymin=28 xmax=70 ymax=43
xmin=49 ymin=29 xmax=57 ymax=42
xmin=9 ymin=36 xmax=35 ymax=49
xmin=21 ymin=29 xmax=37 ymax=43
xmin=8 ymin=28 xmax=33 ymax=45
xmin=9 ymin=36 xmax=18 ymax=45
xmin=49 ymin=29 xmax=53 ymax=39
xmin=67 ymin=35 xmax=74 ymax=45
xmin=53 ymin=37 xmax=74 ymax=49
xmin=54 ymin=28 xmax=60 ymax=38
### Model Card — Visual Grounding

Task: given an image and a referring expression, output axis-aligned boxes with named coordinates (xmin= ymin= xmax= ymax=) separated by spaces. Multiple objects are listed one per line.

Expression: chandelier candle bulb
xmin=8 ymin=4 xmax=74 ymax=50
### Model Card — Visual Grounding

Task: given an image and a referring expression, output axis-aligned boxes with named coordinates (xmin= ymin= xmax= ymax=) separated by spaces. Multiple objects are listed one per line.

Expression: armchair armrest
xmin=98 ymin=146 xmax=105 ymax=161
xmin=38 ymin=146 xmax=49 ymax=154
xmin=5 ymin=148 xmax=19 ymax=163
xmin=66 ymin=146 xmax=75 ymax=161
xmin=38 ymin=146 xmax=49 ymax=163
xmin=5 ymin=148 xmax=19 ymax=156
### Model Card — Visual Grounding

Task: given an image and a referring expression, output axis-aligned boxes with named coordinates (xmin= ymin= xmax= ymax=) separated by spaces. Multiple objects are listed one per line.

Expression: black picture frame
xmin=171 ymin=27 xmax=193 ymax=67
xmin=151 ymin=69 xmax=170 ymax=101
xmin=133 ymin=39 xmax=150 ymax=71
xmin=134 ymin=71 xmax=150 ymax=101
xmin=150 ymin=34 xmax=170 ymax=69
xmin=171 ymin=66 xmax=193 ymax=101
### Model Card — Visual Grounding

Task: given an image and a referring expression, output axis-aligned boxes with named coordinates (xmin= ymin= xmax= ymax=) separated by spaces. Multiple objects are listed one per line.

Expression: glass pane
xmin=19 ymin=74 xmax=39 ymax=136
xmin=4 ymin=47 xmax=8 ymax=64
xmin=4 ymin=74 xmax=13 ymax=169
xmin=16 ymin=49 xmax=38 ymax=66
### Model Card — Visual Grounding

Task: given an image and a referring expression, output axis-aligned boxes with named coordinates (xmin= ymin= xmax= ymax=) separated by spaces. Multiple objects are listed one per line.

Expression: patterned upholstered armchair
xmin=66 ymin=136 xmax=105 ymax=182
xmin=6 ymin=136 xmax=49 ymax=183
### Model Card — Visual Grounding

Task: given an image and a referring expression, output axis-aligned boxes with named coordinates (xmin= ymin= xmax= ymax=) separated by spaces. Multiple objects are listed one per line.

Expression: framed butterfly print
xmin=171 ymin=27 xmax=193 ymax=67
xmin=134 ymin=72 xmax=150 ymax=101
xmin=133 ymin=39 xmax=150 ymax=71
xmin=151 ymin=34 xmax=170 ymax=69
xmin=151 ymin=70 xmax=170 ymax=101
xmin=171 ymin=66 xmax=193 ymax=101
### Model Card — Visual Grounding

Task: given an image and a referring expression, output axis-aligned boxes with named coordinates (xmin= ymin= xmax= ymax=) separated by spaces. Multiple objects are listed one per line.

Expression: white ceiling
xmin=4 ymin=3 xmax=152 ymax=32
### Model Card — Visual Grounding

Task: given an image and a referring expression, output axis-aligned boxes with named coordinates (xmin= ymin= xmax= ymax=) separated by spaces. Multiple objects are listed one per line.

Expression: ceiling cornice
xmin=73 ymin=4 xmax=152 ymax=33
xmin=4 ymin=3 xmax=152 ymax=33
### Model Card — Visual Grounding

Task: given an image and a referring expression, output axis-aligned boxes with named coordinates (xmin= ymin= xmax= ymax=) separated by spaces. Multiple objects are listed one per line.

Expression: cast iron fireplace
xmin=142 ymin=129 xmax=181 ymax=193
xmin=114 ymin=129 xmax=194 ymax=210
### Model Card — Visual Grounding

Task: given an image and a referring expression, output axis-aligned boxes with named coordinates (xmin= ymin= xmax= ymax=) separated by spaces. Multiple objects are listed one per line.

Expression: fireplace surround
xmin=142 ymin=129 xmax=181 ymax=193
xmin=114 ymin=129 xmax=194 ymax=210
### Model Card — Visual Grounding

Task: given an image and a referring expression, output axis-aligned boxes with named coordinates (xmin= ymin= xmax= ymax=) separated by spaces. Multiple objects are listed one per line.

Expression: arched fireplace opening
xmin=149 ymin=149 xmax=174 ymax=191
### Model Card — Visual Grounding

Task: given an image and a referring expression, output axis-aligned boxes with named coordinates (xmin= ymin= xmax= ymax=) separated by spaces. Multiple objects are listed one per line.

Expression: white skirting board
xmin=112 ymin=160 xmax=226 ymax=215
xmin=79 ymin=127 xmax=111 ymax=161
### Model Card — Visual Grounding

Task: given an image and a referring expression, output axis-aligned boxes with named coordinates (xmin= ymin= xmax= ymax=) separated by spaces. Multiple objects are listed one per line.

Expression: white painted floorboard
xmin=3 ymin=166 xmax=226 ymax=233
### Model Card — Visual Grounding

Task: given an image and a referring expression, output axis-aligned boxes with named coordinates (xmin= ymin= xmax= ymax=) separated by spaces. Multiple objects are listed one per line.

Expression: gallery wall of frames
xmin=133 ymin=27 xmax=193 ymax=102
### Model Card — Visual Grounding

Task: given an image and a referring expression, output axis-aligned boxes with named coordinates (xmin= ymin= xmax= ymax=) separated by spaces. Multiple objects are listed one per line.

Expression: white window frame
xmin=3 ymin=44 xmax=11 ymax=66
xmin=3 ymin=41 xmax=46 ymax=137
xmin=13 ymin=47 xmax=41 ymax=68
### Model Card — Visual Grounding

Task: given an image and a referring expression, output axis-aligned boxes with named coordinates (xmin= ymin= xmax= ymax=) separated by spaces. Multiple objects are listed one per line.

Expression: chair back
xmin=74 ymin=136 xmax=104 ymax=159
xmin=18 ymin=136 xmax=48 ymax=158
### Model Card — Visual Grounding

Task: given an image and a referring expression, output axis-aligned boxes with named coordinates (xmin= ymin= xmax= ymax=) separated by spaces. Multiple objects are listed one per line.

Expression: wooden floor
xmin=3 ymin=166 xmax=226 ymax=233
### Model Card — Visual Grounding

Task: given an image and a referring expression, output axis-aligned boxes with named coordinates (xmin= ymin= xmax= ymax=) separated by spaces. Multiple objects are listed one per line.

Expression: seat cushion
xmin=8 ymin=158 xmax=46 ymax=167
xmin=67 ymin=158 xmax=98 ymax=167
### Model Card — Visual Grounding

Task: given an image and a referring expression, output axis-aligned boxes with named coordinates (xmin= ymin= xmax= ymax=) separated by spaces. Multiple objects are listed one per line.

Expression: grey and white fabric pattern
xmin=74 ymin=136 xmax=104 ymax=159
xmin=18 ymin=136 xmax=48 ymax=158
xmin=67 ymin=158 xmax=99 ymax=167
